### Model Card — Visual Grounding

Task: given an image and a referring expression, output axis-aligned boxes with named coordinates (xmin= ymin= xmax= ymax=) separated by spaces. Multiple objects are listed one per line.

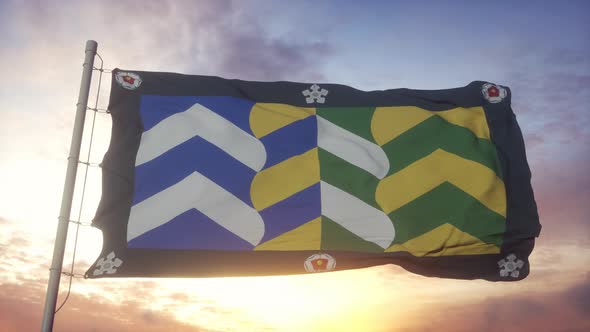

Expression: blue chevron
xmin=260 ymin=115 xmax=317 ymax=169
xmin=140 ymin=95 xmax=255 ymax=134
xmin=259 ymin=183 xmax=321 ymax=243
xmin=128 ymin=209 xmax=255 ymax=250
xmin=133 ymin=135 xmax=256 ymax=206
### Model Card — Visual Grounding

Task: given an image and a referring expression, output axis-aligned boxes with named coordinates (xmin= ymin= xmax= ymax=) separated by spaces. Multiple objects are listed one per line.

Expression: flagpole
xmin=40 ymin=40 xmax=98 ymax=332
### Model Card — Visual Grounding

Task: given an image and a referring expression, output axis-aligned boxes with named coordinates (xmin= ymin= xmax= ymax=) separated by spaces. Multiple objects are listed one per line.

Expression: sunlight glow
xmin=168 ymin=270 xmax=403 ymax=332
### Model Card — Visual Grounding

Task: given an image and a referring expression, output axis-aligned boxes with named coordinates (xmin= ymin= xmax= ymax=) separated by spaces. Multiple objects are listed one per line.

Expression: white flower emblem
xmin=304 ymin=253 xmax=336 ymax=273
xmin=498 ymin=253 xmax=524 ymax=278
xmin=302 ymin=84 xmax=328 ymax=104
xmin=93 ymin=251 xmax=123 ymax=276
xmin=482 ymin=83 xmax=507 ymax=103
xmin=115 ymin=71 xmax=142 ymax=90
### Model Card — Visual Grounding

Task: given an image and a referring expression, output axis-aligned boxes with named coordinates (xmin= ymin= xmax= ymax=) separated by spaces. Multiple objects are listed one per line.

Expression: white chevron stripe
xmin=320 ymin=181 xmax=395 ymax=249
xmin=136 ymin=103 xmax=267 ymax=171
xmin=317 ymin=116 xmax=389 ymax=179
xmin=127 ymin=171 xmax=265 ymax=245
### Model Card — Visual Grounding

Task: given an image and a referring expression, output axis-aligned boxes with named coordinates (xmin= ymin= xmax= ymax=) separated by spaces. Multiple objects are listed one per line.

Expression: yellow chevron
xmin=250 ymin=103 xmax=316 ymax=138
xmin=371 ymin=106 xmax=489 ymax=145
xmin=437 ymin=107 xmax=490 ymax=140
xmin=251 ymin=148 xmax=320 ymax=211
xmin=254 ymin=217 xmax=321 ymax=250
xmin=371 ymin=106 xmax=432 ymax=145
xmin=376 ymin=149 xmax=506 ymax=216
xmin=385 ymin=223 xmax=500 ymax=255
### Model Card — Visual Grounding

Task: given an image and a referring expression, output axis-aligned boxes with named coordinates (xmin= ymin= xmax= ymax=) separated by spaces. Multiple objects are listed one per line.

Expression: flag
xmin=86 ymin=70 xmax=540 ymax=281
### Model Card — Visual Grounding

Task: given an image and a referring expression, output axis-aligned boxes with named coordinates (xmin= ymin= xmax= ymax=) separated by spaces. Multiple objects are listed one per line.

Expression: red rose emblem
xmin=310 ymin=258 xmax=329 ymax=271
xmin=304 ymin=253 xmax=336 ymax=272
xmin=123 ymin=75 xmax=135 ymax=84
xmin=115 ymin=72 xmax=142 ymax=90
xmin=482 ymin=83 xmax=506 ymax=103
xmin=487 ymin=86 xmax=499 ymax=97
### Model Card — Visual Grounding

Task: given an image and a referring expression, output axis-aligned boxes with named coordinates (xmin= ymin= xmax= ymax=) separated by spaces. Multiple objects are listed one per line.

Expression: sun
xmin=166 ymin=268 xmax=402 ymax=332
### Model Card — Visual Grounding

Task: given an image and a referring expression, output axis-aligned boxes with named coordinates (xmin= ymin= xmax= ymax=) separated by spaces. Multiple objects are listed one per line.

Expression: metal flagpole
xmin=41 ymin=40 xmax=98 ymax=332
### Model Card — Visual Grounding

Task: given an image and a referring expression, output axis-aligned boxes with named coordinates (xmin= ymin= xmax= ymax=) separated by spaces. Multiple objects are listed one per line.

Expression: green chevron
xmin=389 ymin=182 xmax=505 ymax=246
xmin=382 ymin=115 xmax=502 ymax=177
xmin=318 ymin=148 xmax=380 ymax=209
xmin=316 ymin=107 xmax=376 ymax=142
xmin=320 ymin=216 xmax=384 ymax=252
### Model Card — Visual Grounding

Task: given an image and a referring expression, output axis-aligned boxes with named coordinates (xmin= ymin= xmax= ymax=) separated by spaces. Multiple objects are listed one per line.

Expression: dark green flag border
xmin=86 ymin=69 xmax=540 ymax=281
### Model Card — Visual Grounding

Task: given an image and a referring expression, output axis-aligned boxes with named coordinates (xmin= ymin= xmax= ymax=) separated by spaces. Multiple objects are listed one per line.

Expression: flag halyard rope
xmin=54 ymin=52 xmax=108 ymax=313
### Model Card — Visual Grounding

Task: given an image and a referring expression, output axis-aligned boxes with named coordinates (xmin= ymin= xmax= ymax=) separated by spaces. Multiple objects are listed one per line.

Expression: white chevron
xmin=320 ymin=181 xmax=395 ymax=249
xmin=317 ymin=116 xmax=390 ymax=179
xmin=136 ymin=103 xmax=267 ymax=171
xmin=127 ymin=171 xmax=265 ymax=245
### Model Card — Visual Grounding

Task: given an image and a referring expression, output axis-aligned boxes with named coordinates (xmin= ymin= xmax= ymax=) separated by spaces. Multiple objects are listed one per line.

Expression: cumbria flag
xmin=86 ymin=69 xmax=540 ymax=281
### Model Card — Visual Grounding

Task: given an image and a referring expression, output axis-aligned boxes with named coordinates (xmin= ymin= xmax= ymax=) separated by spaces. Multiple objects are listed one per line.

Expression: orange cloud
xmin=398 ymin=275 xmax=590 ymax=332
xmin=0 ymin=281 xmax=209 ymax=332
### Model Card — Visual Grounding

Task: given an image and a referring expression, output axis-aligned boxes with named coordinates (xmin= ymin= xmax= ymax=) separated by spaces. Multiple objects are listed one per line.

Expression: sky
xmin=0 ymin=0 xmax=589 ymax=331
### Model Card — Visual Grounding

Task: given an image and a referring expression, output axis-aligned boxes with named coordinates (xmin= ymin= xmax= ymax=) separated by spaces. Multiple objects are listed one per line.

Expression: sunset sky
xmin=1 ymin=1 xmax=589 ymax=331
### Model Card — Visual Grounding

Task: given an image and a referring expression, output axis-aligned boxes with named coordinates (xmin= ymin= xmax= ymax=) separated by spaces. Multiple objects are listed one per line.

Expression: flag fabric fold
xmin=86 ymin=69 xmax=540 ymax=281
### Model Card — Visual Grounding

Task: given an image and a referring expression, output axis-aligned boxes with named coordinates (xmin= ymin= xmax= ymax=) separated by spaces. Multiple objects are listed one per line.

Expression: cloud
xmin=487 ymin=46 xmax=590 ymax=243
xmin=0 ymin=2 xmax=588 ymax=332
xmin=401 ymin=276 xmax=590 ymax=332
xmin=0 ymin=0 xmax=335 ymax=164
xmin=0 ymin=231 xmax=51 ymax=283
xmin=214 ymin=31 xmax=333 ymax=81
xmin=565 ymin=274 xmax=590 ymax=315
xmin=1 ymin=0 xmax=333 ymax=84
xmin=528 ymin=160 xmax=590 ymax=242
xmin=0 ymin=275 xmax=590 ymax=332
xmin=0 ymin=281 xmax=210 ymax=332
